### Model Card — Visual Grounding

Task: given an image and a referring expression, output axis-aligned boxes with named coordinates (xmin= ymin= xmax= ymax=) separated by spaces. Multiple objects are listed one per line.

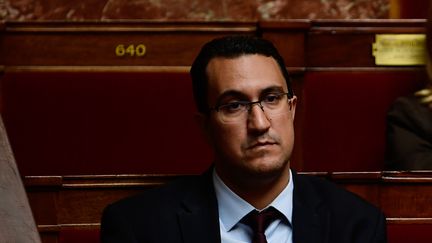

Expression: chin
xmin=244 ymin=157 xmax=288 ymax=178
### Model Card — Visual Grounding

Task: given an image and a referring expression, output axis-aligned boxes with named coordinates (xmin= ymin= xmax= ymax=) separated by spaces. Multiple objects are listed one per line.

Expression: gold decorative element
xmin=372 ymin=34 xmax=426 ymax=66
xmin=115 ymin=44 xmax=146 ymax=57
xmin=415 ymin=88 xmax=432 ymax=107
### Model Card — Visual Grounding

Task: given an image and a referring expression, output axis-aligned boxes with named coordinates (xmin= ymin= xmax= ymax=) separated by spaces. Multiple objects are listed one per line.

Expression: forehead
xmin=206 ymin=54 xmax=287 ymax=99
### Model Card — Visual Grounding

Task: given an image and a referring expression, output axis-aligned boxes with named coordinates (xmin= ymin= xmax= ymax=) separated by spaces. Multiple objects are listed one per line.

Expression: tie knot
xmin=242 ymin=207 xmax=281 ymax=234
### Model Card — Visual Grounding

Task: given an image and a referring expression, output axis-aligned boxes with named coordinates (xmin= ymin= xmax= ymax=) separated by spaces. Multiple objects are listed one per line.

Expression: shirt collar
xmin=212 ymin=169 xmax=294 ymax=231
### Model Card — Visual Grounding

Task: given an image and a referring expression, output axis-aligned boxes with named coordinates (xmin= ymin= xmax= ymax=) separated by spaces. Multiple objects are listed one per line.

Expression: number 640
xmin=115 ymin=44 xmax=146 ymax=57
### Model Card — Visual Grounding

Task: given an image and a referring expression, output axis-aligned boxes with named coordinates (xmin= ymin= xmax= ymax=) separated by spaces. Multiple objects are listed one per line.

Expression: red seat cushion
xmin=387 ymin=223 xmax=432 ymax=243
xmin=59 ymin=228 xmax=100 ymax=243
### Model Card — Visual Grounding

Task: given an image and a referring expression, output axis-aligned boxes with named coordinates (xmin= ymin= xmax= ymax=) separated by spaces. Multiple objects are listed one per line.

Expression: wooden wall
xmin=0 ymin=20 xmax=431 ymax=242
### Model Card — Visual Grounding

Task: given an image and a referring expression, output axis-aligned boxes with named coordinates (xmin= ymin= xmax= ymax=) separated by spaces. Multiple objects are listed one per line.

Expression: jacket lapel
xmin=292 ymin=171 xmax=330 ymax=243
xmin=177 ymin=169 xmax=221 ymax=243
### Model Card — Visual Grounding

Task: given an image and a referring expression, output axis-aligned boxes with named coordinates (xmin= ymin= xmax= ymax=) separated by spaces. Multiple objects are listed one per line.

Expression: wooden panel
xmin=25 ymin=174 xmax=171 ymax=228
xmin=382 ymin=183 xmax=432 ymax=217
xmin=381 ymin=172 xmax=432 ymax=218
xmin=0 ymin=21 xmax=256 ymax=66
xmin=306 ymin=20 xmax=425 ymax=67
xmin=24 ymin=172 xmax=432 ymax=224
xmin=259 ymin=20 xmax=310 ymax=68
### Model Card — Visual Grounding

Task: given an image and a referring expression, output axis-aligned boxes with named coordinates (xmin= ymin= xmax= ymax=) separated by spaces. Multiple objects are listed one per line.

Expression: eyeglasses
xmin=209 ymin=92 xmax=292 ymax=123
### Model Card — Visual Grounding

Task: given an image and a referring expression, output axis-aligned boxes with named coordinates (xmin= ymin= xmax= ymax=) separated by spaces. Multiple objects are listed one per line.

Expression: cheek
xmin=272 ymin=116 xmax=295 ymax=144
xmin=279 ymin=123 xmax=295 ymax=148
xmin=211 ymin=123 xmax=245 ymax=153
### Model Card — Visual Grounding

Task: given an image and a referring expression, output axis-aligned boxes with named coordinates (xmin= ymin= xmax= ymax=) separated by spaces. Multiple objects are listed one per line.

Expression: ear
xmin=289 ymin=96 xmax=298 ymax=120
xmin=194 ymin=112 xmax=212 ymax=145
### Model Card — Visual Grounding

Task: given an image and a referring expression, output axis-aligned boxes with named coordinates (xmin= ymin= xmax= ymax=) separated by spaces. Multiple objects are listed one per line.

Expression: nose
xmin=247 ymin=103 xmax=271 ymax=133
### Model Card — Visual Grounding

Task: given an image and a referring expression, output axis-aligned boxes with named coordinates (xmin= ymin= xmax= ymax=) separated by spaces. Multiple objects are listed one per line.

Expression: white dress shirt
xmin=212 ymin=169 xmax=293 ymax=243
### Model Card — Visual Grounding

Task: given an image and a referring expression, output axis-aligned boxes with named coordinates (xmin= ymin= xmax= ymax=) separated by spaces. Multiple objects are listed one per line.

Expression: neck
xmin=217 ymin=167 xmax=290 ymax=210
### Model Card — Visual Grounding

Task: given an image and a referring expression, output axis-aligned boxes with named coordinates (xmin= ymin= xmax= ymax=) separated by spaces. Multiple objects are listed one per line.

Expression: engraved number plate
xmin=372 ymin=34 xmax=426 ymax=66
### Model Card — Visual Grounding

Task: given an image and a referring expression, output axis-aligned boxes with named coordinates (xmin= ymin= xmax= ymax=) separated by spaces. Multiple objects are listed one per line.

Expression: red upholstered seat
xmin=301 ymin=70 xmax=427 ymax=171
xmin=2 ymin=71 xmax=212 ymax=176
xmin=59 ymin=227 xmax=100 ymax=243
xmin=387 ymin=223 xmax=432 ymax=243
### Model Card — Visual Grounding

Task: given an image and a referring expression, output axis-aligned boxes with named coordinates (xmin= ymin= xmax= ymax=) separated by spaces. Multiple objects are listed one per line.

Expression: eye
xmin=219 ymin=101 xmax=246 ymax=113
xmin=262 ymin=93 xmax=282 ymax=104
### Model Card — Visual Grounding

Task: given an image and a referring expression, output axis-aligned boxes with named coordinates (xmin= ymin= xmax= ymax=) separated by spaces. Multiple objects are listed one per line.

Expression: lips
xmin=248 ymin=140 xmax=277 ymax=149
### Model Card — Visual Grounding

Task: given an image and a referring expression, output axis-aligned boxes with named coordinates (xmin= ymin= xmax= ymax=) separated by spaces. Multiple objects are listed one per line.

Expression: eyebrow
xmin=215 ymin=85 xmax=286 ymax=105
xmin=215 ymin=90 xmax=248 ymax=106
xmin=260 ymin=85 xmax=286 ymax=95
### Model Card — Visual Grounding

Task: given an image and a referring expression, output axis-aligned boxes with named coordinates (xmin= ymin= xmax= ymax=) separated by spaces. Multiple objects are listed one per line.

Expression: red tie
xmin=241 ymin=207 xmax=281 ymax=243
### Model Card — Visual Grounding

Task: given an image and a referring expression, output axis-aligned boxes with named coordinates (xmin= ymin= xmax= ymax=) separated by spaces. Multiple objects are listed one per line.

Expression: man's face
xmin=204 ymin=54 xmax=297 ymax=183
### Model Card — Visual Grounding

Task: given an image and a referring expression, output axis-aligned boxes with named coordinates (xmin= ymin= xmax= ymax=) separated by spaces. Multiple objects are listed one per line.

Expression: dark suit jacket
xmin=386 ymin=95 xmax=432 ymax=170
xmin=101 ymin=170 xmax=387 ymax=243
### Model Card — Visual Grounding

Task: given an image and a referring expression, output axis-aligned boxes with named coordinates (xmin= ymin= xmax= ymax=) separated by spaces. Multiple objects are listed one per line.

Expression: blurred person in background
xmin=386 ymin=2 xmax=432 ymax=170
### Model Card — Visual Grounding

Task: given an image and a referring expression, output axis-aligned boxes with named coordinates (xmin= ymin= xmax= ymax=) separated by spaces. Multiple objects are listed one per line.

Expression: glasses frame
xmin=209 ymin=92 xmax=292 ymax=123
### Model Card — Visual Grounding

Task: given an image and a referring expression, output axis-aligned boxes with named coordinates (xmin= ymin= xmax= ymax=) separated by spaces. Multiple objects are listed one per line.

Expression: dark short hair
xmin=190 ymin=35 xmax=294 ymax=114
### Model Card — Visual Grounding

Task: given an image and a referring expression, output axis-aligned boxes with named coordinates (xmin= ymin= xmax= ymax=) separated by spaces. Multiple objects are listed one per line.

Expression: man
xmin=101 ymin=36 xmax=387 ymax=243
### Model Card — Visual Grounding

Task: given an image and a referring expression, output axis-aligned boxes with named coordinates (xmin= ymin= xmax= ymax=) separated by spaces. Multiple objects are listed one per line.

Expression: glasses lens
xmin=218 ymin=101 xmax=248 ymax=123
xmin=261 ymin=93 xmax=290 ymax=118
xmin=217 ymin=94 xmax=291 ymax=123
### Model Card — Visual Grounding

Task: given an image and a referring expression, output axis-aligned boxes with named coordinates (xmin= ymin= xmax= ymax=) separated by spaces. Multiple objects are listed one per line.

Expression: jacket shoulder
xmin=105 ymin=175 xmax=202 ymax=215
xmin=295 ymin=174 xmax=381 ymax=214
xmin=294 ymin=174 xmax=387 ymax=242
xmin=100 ymin=175 xmax=207 ymax=242
xmin=294 ymin=175 xmax=387 ymax=243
